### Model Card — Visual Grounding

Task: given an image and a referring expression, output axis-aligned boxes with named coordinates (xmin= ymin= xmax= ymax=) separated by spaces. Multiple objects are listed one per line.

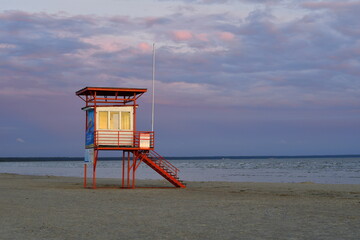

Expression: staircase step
xmin=138 ymin=150 xmax=186 ymax=188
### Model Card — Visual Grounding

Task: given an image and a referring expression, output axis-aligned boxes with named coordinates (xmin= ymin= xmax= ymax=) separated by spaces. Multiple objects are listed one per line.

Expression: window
xmin=110 ymin=112 xmax=119 ymax=130
xmin=121 ymin=112 xmax=131 ymax=130
xmin=99 ymin=111 xmax=108 ymax=129
xmin=98 ymin=109 xmax=132 ymax=130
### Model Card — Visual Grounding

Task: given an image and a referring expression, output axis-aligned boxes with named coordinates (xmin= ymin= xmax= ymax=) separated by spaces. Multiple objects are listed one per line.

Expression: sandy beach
xmin=0 ymin=173 xmax=359 ymax=240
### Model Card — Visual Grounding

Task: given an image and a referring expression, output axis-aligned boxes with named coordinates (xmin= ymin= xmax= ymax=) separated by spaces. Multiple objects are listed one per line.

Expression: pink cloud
xmin=138 ymin=42 xmax=151 ymax=52
xmin=196 ymin=33 xmax=209 ymax=42
xmin=218 ymin=32 xmax=235 ymax=41
xmin=172 ymin=30 xmax=193 ymax=41
xmin=80 ymin=36 xmax=123 ymax=53
xmin=100 ymin=42 xmax=119 ymax=52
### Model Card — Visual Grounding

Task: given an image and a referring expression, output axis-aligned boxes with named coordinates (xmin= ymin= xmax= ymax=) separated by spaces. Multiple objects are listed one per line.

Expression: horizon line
xmin=1 ymin=154 xmax=360 ymax=162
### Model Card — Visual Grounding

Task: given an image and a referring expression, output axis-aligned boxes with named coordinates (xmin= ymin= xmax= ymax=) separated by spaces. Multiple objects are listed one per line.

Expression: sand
xmin=0 ymin=173 xmax=359 ymax=240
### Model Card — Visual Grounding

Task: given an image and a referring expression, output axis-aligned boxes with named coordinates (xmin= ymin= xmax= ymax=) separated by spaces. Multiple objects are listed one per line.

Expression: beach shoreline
xmin=1 ymin=173 xmax=359 ymax=239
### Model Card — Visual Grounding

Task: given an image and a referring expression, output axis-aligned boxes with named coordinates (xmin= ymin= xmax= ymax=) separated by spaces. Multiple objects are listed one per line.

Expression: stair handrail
xmin=149 ymin=150 xmax=179 ymax=177
xmin=137 ymin=150 xmax=185 ymax=188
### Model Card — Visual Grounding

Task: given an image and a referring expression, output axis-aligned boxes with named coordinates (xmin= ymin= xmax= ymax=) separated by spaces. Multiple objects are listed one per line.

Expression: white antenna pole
xmin=151 ymin=43 xmax=156 ymax=132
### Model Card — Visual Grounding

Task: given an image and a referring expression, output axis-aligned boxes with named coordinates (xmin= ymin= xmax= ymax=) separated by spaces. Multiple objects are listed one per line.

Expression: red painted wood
xmin=136 ymin=151 xmax=186 ymax=188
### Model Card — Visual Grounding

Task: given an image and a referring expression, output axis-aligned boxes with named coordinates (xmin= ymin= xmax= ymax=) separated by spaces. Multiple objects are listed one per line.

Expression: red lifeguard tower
xmin=76 ymin=87 xmax=186 ymax=189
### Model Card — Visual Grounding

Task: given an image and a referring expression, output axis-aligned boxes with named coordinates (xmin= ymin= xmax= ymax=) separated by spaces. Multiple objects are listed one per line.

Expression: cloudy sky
xmin=0 ymin=0 xmax=359 ymax=157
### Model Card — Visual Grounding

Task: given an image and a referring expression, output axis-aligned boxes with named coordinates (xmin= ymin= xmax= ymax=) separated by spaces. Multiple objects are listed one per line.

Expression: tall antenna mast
xmin=151 ymin=43 xmax=156 ymax=132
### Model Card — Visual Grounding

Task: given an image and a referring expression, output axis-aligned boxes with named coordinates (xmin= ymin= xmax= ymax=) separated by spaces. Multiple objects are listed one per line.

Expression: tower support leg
xmin=121 ymin=150 xmax=139 ymax=189
xmin=84 ymin=164 xmax=87 ymax=188
xmin=132 ymin=151 xmax=136 ymax=188
xmin=122 ymin=151 xmax=125 ymax=188
xmin=127 ymin=151 xmax=131 ymax=188
xmin=92 ymin=149 xmax=99 ymax=189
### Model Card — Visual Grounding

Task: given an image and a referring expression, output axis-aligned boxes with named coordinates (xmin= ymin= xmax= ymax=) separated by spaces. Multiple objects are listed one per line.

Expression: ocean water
xmin=0 ymin=156 xmax=359 ymax=184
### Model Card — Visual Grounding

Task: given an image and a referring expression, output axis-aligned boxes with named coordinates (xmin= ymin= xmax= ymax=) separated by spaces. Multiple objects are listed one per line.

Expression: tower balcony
xmin=94 ymin=130 xmax=154 ymax=150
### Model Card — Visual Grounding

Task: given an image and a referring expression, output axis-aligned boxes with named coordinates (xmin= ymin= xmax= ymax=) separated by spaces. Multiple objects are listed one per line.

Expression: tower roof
xmin=76 ymin=87 xmax=147 ymax=97
xmin=76 ymin=87 xmax=147 ymax=106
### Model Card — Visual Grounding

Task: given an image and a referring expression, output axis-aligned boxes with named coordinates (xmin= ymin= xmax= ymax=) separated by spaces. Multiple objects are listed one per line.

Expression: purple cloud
xmin=159 ymin=0 xmax=283 ymax=4
xmin=301 ymin=1 xmax=360 ymax=10
xmin=0 ymin=1 xmax=359 ymax=156
xmin=0 ymin=8 xmax=358 ymax=108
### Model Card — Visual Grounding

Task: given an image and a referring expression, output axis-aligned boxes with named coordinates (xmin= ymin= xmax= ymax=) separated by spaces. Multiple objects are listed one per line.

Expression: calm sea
xmin=0 ymin=156 xmax=359 ymax=184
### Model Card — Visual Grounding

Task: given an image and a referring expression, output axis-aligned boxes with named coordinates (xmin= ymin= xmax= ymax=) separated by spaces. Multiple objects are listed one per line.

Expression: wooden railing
xmin=95 ymin=130 xmax=154 ymax=149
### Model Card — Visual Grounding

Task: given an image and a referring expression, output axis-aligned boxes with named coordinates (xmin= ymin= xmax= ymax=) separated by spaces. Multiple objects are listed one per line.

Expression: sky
xmin=0 ymin=0 xmax=359 ymax=157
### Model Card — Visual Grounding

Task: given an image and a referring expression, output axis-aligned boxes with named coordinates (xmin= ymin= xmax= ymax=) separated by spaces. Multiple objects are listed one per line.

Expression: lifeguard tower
xmin=76 ymin=87 xmax=186 ymax=189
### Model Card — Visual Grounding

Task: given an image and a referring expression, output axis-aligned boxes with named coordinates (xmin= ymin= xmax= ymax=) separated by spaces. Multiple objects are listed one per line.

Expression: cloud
xmin=0 ymin=43 xmax=16 ymax=49
xmin=301 ymin=1 xmax=360 ymax=10
xmin=218 ymin=31 xmax=235 ymax=41
xmin=138 ymin=42 xmax=152 ymax=52
xmin=80 ymin=36 xmax=124 ymax=52
xmin=0 ymin=88 xmax=65 ymax=97
xmin=161 ymin=0 xmax=283 ymax=4
xmin=0 ymin=7 xmax=359 ymax=111
xmin=172 ymin=30 xmax=194 ymax=41
xmin=16 ymin=138 xmax=25 ymax=143
xmin=195 ymin=33 xmax=209 ymax=42
xmin=0 ymin=1 xmax=359 ymax=156
xmin=143 ymin=17 xmax=172 ymax=27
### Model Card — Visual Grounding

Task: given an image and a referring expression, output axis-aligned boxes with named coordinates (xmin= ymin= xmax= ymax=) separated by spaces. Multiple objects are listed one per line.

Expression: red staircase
xmin=135 ymin=150 xmax=186 ymax=188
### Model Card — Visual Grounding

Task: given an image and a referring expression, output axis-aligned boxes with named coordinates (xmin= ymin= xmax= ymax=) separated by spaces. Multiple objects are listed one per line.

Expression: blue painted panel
xmin=85 ymin=109 xmax=94 ymax=148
